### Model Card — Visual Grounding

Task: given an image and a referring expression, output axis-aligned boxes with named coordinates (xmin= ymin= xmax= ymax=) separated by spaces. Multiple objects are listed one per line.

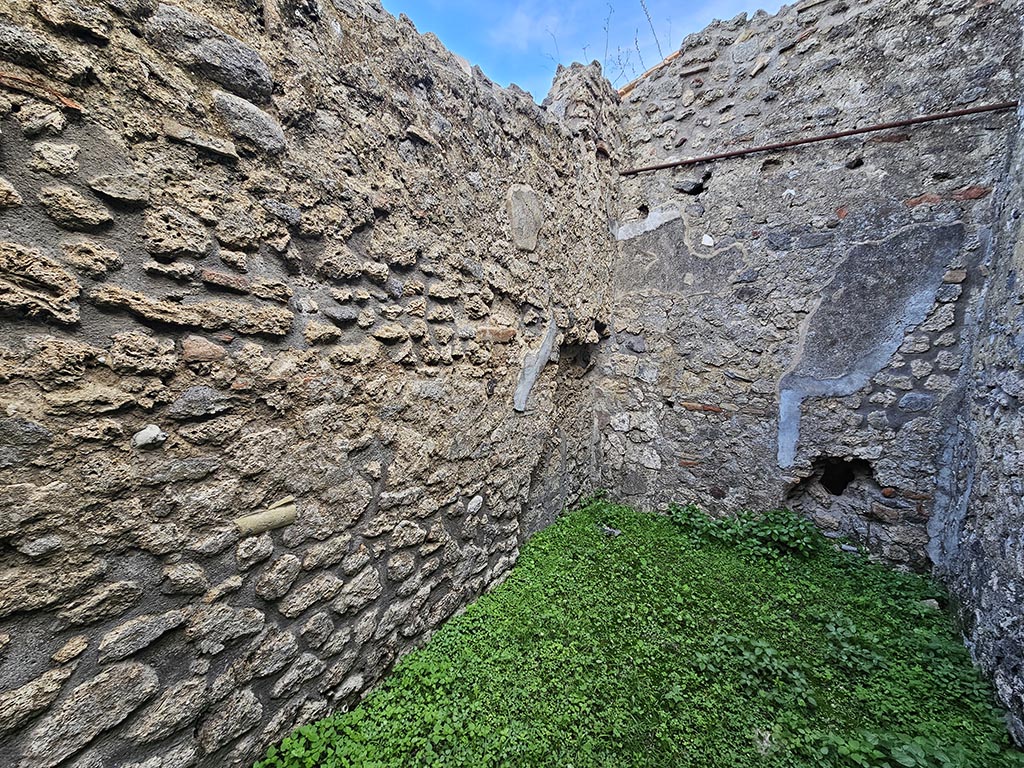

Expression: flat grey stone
xmin=212 ymin=91 xmax=286 ymax=154
xmin=144 ymin=4 xmax=273 ymax=102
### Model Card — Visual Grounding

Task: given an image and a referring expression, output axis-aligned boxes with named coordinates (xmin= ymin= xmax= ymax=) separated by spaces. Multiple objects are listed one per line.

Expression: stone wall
xmin=0 ymin=1 xmax=619 ymax=766
xmin=2 ymin=0 xmax=1024 ymax=765
xmin=600 ymin=0 xmax=1022 ymax=571
xmin=935 ymin=92 xmax=1024 ymax=741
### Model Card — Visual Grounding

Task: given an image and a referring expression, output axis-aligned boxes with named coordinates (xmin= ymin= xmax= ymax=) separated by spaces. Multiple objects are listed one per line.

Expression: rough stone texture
xmin=0 ymin=0 xmax=1021 ymax=765
xmin=212 ymin=90 xmax=286 ymax=154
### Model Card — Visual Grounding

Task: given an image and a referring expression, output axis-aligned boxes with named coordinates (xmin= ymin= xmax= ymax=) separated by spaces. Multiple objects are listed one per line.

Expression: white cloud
xmin=488 ymin=2 xmax=567 ymax=53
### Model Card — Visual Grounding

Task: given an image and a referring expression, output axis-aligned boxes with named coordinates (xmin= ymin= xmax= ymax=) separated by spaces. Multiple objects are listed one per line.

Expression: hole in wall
xmin=638 ymin=203 xmax=650 ymax=218
xmin=818 ymin=457 xmax=873 ymax=496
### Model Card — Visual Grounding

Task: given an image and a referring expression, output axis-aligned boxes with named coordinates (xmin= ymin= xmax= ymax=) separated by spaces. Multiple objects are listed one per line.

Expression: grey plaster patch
xmin=513 ymin=321 xmax=558 ymax=412
xmin=777 ymin=223 xmax=965 ymax=467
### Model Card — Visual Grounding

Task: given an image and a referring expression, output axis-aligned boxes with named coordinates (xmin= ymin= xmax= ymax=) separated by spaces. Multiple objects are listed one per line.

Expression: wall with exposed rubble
xmin=933 ymin=93 xmax=1024 ymax=742
xmin=600 ymin=0 xmax=1022 ymax=572
xmin=0 ymin=1 xmax=619 ymax=766
xmin=2 ymin=0 xmax=1024 ymax=765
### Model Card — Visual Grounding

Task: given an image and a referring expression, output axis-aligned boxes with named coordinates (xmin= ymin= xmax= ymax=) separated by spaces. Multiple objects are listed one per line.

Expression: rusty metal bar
xmin=620 ymin=100 xmax=1019 ymax=176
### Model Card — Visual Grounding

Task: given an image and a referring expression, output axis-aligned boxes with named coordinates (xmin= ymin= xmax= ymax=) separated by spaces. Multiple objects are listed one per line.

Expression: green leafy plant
xmin=256 ymin=500 xmax=1023 ymax=768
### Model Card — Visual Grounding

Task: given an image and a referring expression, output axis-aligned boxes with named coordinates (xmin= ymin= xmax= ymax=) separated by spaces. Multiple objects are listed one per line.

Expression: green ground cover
xmin=257 ymin=500 xmax=1024 ymax=768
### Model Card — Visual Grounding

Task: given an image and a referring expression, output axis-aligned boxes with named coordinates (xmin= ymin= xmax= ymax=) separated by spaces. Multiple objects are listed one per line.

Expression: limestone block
xmin=38 ymin=186 xmax=113 ymax=230
xmin=0 ymin=240 xmax=81 ymax=324
xmin=197 ymin=688 xmax=262 ymax=755
xmin=61 ymin=240 xmax=121 ymax=277
xmin=212 ymin=90 xmax=286 ymax=154
xmin=506 ymin=184 xmax=543 ymax=252
xmin=21 ymin=663 xmax=158 ymax=768
xmin=0 ymin=666 xmax=75 ymax=736
xmin=97 ymin=610 xmax=187 ymax=662
xmin=144 ymin=4 xmax=273 ymax=102
xmin=30 ymin=142 xmax=80 ymax=176
xmin=126 ymin=677 xmax=208 ymax=744
xmin=0 ymin=176 xmax=23 ymax=207
xmin=35 ymin=0 xmax=114 ymax=43
xmin=87 ymin=173 xmax=151 ymax=206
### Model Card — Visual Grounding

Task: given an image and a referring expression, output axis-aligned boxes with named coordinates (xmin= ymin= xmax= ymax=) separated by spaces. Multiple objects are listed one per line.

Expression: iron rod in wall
xmin=620 ymin=100 xmax=1020 ymax=176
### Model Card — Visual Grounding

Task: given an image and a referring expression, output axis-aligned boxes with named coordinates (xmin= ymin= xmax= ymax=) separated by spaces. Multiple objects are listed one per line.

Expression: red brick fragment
xmin=475 ymin=326 xmax=517 ymax=343
xmin=905 ymin=193 xmax=942 ymax=207
xmin=951 ymin=185 xmax=991 ymax=201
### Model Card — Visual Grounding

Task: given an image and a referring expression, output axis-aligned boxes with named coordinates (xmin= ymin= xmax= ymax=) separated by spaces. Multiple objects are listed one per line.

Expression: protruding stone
xmin=333 ymin=566 xmax=382 ymax=614
xmin=0 ymin=16 xmax=90 ymax=82
xmin=270 ymin=653 xmax=326 ymax=699
xmin=144 ymin=4 xmax=274 ymax=102
xmin=0 ymin=176 xmax=23 ymax=208
xmin=144 ymin=207 xmax=212 ymax=260
xmin=476 ymin=326 xmax=517 ymax=343
xmin=132 ymin=424 xmax=168 ymax=449
xmin=30 ymin=142 xmax=80 ymax=176
xmin=393 ymin=521 xmax=427 ymax=548
xmin=162 ymin=118 xmax=240 ymax=162
xmin=371 ymin=323 xmax=409 ymax=343
xmin=52 ymin=635 xmax=89 ymax=663
xmin=162 ymin=562 xmax=209 ymax=595
xmin=97 ymin=610 xmax=186 ymax=662
xmin=0 ymin=416 xmax=53 ymax=469
xmin=35 ymin=0 xmax=114 ymax=43
xmin=38 ymin=186 xmax=114 ymax=230
xmin=21 ymin=663 xmax=158 ymax=768
xmin=507 ymin=184 xmax=543 ymax=252
xmin=56 ymin=581 xmax=142 ymax=628
xmin=255 ymin=554 xmax=302 ymax=601
xmin=185 ymin=604 xmax=265 ymax=655
xmin=88 ymin=172 xmax=151 ymax=206
xmin=89 ymin=285 xmax=295 ymax=336
xmin=2 ymin=560 xmax=106 ymax=620
xmin=168 ymin=386 xmax=234 ymax=421
xmin=181 ymin=335 xmax=227 ymax=362
xmin=0 ymin=240 xmax=81 ymax=324
xmin=236 ymin=534 xmax=274 ymax=570
xmin=197 ymin=688 xmax=262 ymax=754
xmin=212 ymin=90 xmax=286 ymax=154
xmin=317 ymin=242 xmax=363 ymax=282
xmin=126 ymin=677 xmax=208 ymax=744
xmin=0 ymin=665 xmax=75 ymax=736
xmin=61 ymin=240 xmax=122 ymax=278
xmin=279 ymin=573 xmax=344 ymax=619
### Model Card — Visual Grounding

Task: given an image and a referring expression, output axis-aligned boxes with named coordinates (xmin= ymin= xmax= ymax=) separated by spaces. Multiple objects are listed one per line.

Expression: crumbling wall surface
xmin=935 ymin=98 xmax=1024 ymax=742
xmin=0 ymin=1 xmax=620 ymax=765
xmin=599 ymin=0 xmax=1022 ymax=570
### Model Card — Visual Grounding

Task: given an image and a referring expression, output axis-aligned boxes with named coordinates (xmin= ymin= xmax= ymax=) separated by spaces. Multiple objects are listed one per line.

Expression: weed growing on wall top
xmin=256 ymin=502 xmax=1024 ymax=768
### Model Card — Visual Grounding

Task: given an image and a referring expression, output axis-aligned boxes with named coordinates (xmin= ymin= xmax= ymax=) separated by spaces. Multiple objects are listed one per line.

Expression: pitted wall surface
xmin=0 ymin=0 xmax=1023 ymax=765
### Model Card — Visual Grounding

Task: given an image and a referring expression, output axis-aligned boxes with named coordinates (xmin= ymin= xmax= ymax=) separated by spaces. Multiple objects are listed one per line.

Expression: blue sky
xmin=380 ymin=0 xmax=788 ymax=100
